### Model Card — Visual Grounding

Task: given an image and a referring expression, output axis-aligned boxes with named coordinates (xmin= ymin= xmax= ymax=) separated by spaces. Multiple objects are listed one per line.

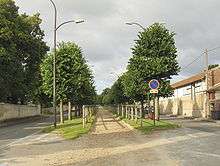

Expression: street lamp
xmin=125 ymin=22 xmax=145 ymax=30
xmin=48 ymin=0 xmax=84 ymax=128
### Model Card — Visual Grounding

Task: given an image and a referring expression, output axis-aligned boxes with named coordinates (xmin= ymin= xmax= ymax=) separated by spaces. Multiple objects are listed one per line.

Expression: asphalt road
xmin=0 ymin=116 xmax=53 ymax=149
xmin=159 ymin=119 xmax=220 ymax=166
xmin=1 ymin=113 xmax=220 ymax=166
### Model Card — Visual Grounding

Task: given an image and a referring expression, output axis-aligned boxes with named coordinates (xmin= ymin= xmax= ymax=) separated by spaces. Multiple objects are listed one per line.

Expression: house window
xmin=183 ymin=86 xmax=191 ymax=96
xmin=195 ymin=81 xmax=203 ymax=93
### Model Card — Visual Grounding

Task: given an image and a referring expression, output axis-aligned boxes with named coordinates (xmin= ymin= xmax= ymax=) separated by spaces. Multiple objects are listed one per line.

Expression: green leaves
xmin=121 ymin=23 xmax=180 ymax=102
xmin=41 ymin=42 xmax=96 ymax=105
xmin=0 ymin=0 xmax=48 ymax=104
xmin=98 ymin=77 xmax=130 ymax=105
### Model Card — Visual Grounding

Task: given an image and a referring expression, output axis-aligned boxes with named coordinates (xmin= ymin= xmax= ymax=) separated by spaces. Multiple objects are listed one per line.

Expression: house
xmin=159 ymin=66 xmax=220 ymax=118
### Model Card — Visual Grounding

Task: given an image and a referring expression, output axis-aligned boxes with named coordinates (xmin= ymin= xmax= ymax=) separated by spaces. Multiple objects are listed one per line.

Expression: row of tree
xmin=0 ymin=0 xmax=49 ymax=104
xmin=0 ymin=0 xmax=96 ymax=107
xmin=99 ymin=23 xmax=180 ymax=113
xmin=41 ymin=42 xmax=96 ymax=107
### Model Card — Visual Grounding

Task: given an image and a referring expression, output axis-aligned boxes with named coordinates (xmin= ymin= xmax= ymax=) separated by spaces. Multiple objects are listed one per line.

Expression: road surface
xmin=1 ymin=109 xmax=220 ymax=165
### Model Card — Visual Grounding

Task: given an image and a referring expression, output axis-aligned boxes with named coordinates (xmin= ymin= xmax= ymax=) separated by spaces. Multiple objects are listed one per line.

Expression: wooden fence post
xmin=83 ymin=105 xmax=85 ymax=128
xmin=131 ymin=106 xmax=134 ymax=120
xmin=122 ymin=106 xmax=124 ymax=117
xmin=68 ymin=101 xmax=72 ymax=120
xmin=140 ymin=106 xmax=143 ymax=127
xmin=128 ymin=106 xmax=131 ymax=119
xmin=90 ymin=106 xmax=92 ymax=119
xmin=135 ymin=106 xmax=138 ymax=123
xmin=117 ymin=105 xmax=120 ymax=116
xmin=60 ymin=100 xmax=64 ymax=123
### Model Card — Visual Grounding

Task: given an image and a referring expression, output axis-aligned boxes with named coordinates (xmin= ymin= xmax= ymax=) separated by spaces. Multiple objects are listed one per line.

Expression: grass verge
xmin=123 ymin=118 xmax=180 ymax=134
xmin=42 ymin=116 xmax=95 ymax=139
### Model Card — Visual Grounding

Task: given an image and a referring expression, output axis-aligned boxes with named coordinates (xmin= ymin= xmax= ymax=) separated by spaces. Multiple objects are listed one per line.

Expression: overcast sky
xmin=15 ymin=0 xmax=220 ymax=94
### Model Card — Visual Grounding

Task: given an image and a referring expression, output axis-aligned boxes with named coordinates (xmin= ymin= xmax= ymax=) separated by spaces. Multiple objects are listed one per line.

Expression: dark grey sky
xmin=15 ymin=0 xmax=220 ymax=94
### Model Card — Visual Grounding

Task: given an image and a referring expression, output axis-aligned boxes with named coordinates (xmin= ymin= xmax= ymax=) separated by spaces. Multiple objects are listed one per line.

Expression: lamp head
xmin=125 ymin=22 xmax=133 ymax=25
xmin=75 ymin=19 xmax=85 ymax=24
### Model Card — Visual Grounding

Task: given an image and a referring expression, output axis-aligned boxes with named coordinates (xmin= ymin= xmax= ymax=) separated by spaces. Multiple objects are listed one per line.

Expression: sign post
xmin=148 ymin=79 xmax=160 ymax=126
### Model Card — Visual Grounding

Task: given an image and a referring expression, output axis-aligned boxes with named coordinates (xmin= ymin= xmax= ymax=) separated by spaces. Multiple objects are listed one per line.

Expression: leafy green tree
xmin=100 ymin=88 xmax=111 ymax=105
xmin=208 ymin=64 xmax=219 ymax=70
xmin=122 ymin=23 xmax=180 ymax=108
xmin=41 ymin=42 xmax=96 ymax=106
xmin=97 ymin=77 xmax=130 ymax=105
xmin=0 ymin=0 xmax=49 ymax=103
xmin=109 ymin=77 xmax=130 ymax=104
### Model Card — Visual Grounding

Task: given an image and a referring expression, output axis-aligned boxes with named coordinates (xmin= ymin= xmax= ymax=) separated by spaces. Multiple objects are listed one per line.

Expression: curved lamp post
xmin=48 ymin=0 xmax=84 ymax=128
xmin=125 ymin=22 xmax=145 ymax=30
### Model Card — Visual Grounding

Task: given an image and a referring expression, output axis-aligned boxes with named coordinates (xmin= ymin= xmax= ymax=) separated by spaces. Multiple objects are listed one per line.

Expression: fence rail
xmin=117 ymin=105 xmax=143 ymax=126
xmin=82 ymin=105 xmax=99 ymax=128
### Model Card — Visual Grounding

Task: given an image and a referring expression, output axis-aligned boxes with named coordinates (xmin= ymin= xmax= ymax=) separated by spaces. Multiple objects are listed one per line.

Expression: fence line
xmin=82 ymin=105 xmax=99 ymax=128
xmin=117 ymin=105 xmax=143 ymax=127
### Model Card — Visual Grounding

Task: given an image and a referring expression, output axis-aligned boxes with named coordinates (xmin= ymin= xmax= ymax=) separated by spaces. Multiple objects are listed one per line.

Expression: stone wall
xmin=0 ymin=103 xmax=41 ymax=122
xmin=159 ymin=94 xmax=205 ymax=118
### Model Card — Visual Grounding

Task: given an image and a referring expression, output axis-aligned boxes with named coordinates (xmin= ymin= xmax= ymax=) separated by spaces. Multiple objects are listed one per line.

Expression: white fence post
xmin=83 ymin=105 xmax=85 ymax=128
xmin=135 ymin=106 xmax=138 ymax=122
xmin=60 ymin=100 xmax=64 ymax=123
xmin=117 ymin=105 xmax=120 ymax=116
xmin=68 ymin=101 xmax=71 ymax=120
xmin=131 ymin=106 xmax=134 ymax=120
xmin=122 ymin=105 xmax=123 ymax=116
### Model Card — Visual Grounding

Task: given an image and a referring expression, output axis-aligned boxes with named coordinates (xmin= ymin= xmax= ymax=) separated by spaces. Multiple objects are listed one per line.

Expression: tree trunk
xmin=140 ymin=100 xmax=144 ymax=118
xmin=60 ymin=100 xmax=64 ymax=123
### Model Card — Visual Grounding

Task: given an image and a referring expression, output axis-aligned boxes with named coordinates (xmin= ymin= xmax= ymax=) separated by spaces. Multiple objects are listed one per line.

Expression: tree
xmin=109 ymin=77 xmax=130 ymax=104
xmin=122 ymin=23 xmax=180 ymax=110
xmin=0 ymin=0 xmax=49 ymax=104
xmin=100 ymin=88 xmax=111 ymax=105
xmin=208 ymin=64 xmax=219 ymax=70
xmin=41 ymin=42 xmax=96 ymax=106
xmin=97 ymin=77 xmax=130 ymax=105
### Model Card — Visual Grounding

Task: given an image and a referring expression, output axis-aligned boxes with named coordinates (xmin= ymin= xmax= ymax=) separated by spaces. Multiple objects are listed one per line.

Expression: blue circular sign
xmin=149 ymin=79 xmax=159 ymax=89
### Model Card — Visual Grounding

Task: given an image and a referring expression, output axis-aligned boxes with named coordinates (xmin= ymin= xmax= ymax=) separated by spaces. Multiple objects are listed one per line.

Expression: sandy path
xmin=1 ymin=108 xmax=178 ymax=166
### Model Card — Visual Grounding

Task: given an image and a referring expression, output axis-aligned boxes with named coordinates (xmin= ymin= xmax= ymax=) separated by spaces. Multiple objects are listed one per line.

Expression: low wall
xmin=159 ymin=94 xmax=205 ymax=118
xmin=0 ymin=103 xmax=41 ymax=122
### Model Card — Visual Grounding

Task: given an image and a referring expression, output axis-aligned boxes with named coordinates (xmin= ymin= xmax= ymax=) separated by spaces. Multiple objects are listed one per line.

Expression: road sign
xmin=149 ymin=79 xmax=159 ymax=90
xmin=150 ymin=89 xmax=158 ymax=94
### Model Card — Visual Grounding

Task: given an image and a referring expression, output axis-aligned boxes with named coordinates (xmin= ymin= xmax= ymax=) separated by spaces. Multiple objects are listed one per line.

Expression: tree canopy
xmin=121 ymin=23 xmax=179 ymax=104
xmin=97 ymin=77 xmax=130 ymax=105
xmin=41 ymin=42 xmax=96 ymax=106
xmin=0 ymin=0 xmax=49 ymax=104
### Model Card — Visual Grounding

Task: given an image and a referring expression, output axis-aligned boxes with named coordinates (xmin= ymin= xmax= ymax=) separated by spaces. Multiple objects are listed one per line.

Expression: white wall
xmin=216 ymin=91 xmax=220 ymax=100
xmin=0 ymin=103 xmax=41 ymax=122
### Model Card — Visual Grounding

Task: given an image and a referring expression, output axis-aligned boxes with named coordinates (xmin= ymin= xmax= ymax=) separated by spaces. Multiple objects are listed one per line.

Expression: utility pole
xmin=204 ymin=49 xmax=209 ymax=118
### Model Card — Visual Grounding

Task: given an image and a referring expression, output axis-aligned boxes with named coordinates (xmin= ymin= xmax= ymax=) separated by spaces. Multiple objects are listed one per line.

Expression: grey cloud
xmin=15 ymin=0 xmax=220 ymax=93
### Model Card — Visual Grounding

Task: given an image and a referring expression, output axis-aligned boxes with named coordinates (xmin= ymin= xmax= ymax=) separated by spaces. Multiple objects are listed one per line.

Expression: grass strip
xmin=123 ymin=118 xmax=180 ymax=134
xmin=42 ymin=116 xmax=95 ymax=139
